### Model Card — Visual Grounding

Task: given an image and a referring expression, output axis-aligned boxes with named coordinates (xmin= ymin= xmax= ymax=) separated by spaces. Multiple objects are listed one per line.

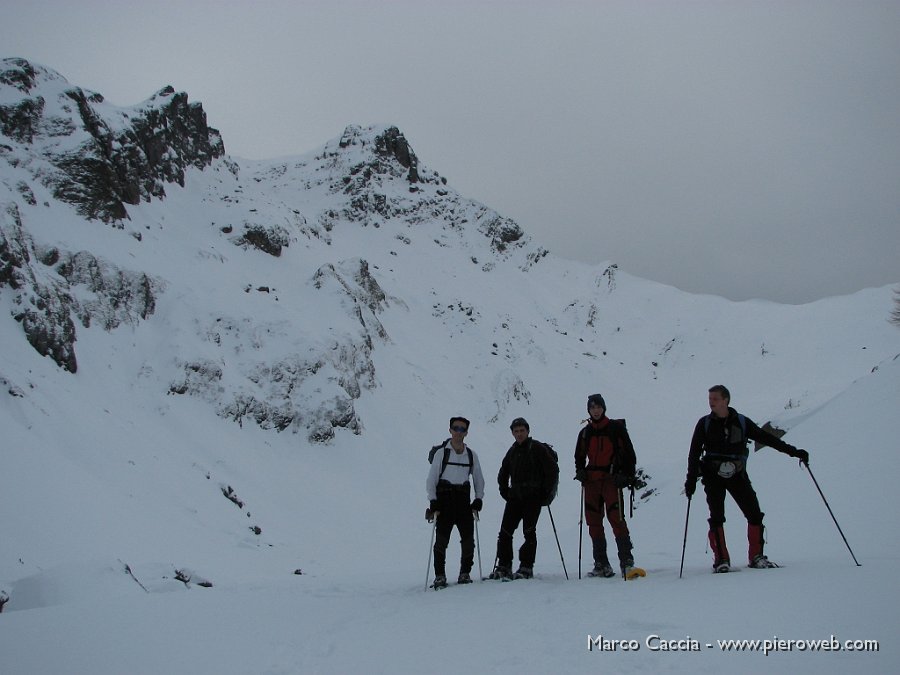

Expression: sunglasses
xmin=451 ymin=425 xmax=469 ymax=433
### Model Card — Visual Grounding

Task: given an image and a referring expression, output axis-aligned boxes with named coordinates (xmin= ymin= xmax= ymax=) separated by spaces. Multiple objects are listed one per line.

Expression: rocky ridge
xmin=0 ymin=58 xmax=548 ymax=441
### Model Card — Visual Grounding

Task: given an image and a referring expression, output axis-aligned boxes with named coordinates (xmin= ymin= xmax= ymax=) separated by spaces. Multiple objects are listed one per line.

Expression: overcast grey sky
xmin=3 ymin=0 xmax=898 ymax=303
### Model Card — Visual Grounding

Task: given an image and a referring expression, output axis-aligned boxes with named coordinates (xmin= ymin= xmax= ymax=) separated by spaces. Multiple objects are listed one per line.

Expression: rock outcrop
xmin=0 ymin=58 xmax=224 ymax=222
xmin=1 ymin=59 xmax=547 ymax=442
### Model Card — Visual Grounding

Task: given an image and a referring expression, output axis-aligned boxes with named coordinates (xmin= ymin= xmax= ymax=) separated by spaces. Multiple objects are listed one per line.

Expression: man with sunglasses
xmin=426 ymin=416 xmax=485 ymax=589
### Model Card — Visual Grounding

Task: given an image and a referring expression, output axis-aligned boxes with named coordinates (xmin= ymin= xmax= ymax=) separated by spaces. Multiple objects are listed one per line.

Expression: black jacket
xmin=686 ymin=407 xmax=799 ymax=481
xmin=498 ymin=438 xmax=559 ymax=503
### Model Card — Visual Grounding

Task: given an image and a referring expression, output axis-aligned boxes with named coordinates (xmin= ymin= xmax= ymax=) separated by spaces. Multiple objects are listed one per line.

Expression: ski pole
xmin=804 ymin=463 xmax=861 ymax=566
xmin=679 ymin=496 xmax=692 ymax=579
xmin=474 ymin=511 xmax=483 ymax=581
xmin=547 ymin=505 xmax=569 ymax=580
xmin=578 ymin=485 xmax=584 ymax=580
xmin=425 ymin=518 xmax=436 ymax=591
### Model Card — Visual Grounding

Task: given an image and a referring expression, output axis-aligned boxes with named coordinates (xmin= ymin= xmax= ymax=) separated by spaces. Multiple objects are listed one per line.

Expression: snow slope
xmin=1 ymin=60 xmax=899 ymax=674
xmin=1 ymin=352 xmax=897 ymax=674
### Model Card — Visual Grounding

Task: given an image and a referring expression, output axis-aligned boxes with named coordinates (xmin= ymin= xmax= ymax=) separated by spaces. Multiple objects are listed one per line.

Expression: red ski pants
xmin=583 ymin=476 xmax=629 ymax=542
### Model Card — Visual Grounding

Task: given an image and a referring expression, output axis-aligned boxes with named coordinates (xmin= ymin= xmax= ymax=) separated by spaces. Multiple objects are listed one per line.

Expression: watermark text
xmin=587 ymin=634 xmax=880 ymax=655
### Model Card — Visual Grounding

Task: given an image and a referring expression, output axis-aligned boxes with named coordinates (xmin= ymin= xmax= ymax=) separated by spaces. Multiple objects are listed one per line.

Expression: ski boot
xmin=432 ymin=574 xmax=448 ymax=590
xmin=617 ymin=537 xmax=646 ymax=580
xmin=588 ymin=539 xmax=616 ymax=577
xmin=488 ymin=565 xmax=512 ymax=580
xmin=587 ymin=562 xmax=616 ymax=578
xmin=749 ymin=554 xmax=780 ymax=569
xmin=457 ymin=572 xmax=473 ymax=584
xmin=513 ymin=566 xmax=533 ymax=580
xmin=709 ymin=524 xmax=731 ymax=573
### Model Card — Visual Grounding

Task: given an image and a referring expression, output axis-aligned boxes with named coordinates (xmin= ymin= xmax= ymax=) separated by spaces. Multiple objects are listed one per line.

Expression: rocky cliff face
xmin=0 ymin=202 xmax=78 ymax=372
xmin=0 ymin=200 xmax=163 ymax=373
xmin=167 ymin=258 xmax=389 ymax=442
xmin=0 ymin=58 xmax=224 ymax=222
xmin=1 ymin=58 xmax=547 ymax=441
xmin=1 ymin=57 xmax=213 ymax=374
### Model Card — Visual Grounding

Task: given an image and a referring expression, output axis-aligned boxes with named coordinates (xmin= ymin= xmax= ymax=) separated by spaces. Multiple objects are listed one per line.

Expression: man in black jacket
xmin=489 ymin=418 xmax=559 ymax=580
xmin=685 ymin=385 xmax=810 ymax=572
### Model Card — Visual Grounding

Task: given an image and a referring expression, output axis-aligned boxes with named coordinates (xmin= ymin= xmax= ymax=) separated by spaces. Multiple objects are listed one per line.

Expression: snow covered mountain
xmin=1 ymin=58 xmax=898 ymax=673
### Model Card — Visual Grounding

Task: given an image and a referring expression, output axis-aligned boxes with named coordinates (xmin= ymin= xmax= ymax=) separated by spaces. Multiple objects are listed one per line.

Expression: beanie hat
xmin=587 ymin=393 xmax=606 ymax=411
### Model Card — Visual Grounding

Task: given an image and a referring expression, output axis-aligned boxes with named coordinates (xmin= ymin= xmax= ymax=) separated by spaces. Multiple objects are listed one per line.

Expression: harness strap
xmin=439 ymin=446 xmax=474 ymax=480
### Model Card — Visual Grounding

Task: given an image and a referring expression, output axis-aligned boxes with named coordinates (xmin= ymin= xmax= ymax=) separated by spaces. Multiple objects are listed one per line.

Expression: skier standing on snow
xmin=489 ymin=417 xmax=559 ymax=580
xmin=426 ymin=416 xmax=485 ymax=589
xmin=575 ymin=393 xmax=642 ymax=579
xmin=684 ymin=385 xmax=810 ymax=572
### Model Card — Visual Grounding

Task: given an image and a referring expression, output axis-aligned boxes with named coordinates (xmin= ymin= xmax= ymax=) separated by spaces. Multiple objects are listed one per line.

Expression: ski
xmin=710 ymin=564 xmax=781 ymax=574
xmin=432 ymin=581 xmax=476 ymax=590
xmin=483 ymin=573 xmax=535 ymax=582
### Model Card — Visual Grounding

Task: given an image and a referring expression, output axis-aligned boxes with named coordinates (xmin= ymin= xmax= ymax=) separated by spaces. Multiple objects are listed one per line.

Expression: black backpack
xmin=703 ymin=413 xmax=747 ymax=437
xmin=541 ymin=442 xmax=560 ymax=506
xmin=428 ymin=440 xmax=473 ymax=479
xmin=703 ymin=413 xmax=749 ymax=460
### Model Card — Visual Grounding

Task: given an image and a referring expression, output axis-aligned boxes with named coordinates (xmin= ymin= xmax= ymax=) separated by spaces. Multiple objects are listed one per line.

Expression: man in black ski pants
xmin=489 ymin=418 xmax=559 ymax=580
xmin=684 ymin=385 xmax=810 ymax=572
xmin=426 ymin=416 xmax=485 ymax=589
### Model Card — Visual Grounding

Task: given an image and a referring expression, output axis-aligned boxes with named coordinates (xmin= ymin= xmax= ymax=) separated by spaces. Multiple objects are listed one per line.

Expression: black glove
xmin=471 ymin=498 xmax=483 ymax=512
xmin=425 ymin=508 xmax=435 ymax=523
xmin=791 ymin=448 xmax=810 ymax=466
xmin=499 ymin=485 xmax=509 ymax=501
xmin=574 ymin=468 xmax=587 ymax=484
xmin=429 ymin=499 xmax=439 ymax=512
xmin=684 ymin=477 xmax=696 ymax=498
xmin=613 ymin=473 xmax=633 ymax=489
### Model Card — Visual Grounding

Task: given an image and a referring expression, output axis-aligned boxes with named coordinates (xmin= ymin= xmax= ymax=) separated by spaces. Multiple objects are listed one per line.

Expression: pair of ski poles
xmin=577 ymin=485 xmax=633 ymax=579
xmin=424 ymin=510 xmax=484 ymax=591
xmin=678 ymin=462 xmax=860 ymax=578
xmin=425 ymin=505 xmax=569 ymax=590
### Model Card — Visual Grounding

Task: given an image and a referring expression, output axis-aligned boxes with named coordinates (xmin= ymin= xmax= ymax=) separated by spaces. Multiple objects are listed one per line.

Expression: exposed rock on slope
xmin=0 ymin=58 xmax=223 ymax=222
xmin=0 ymin=58 xmax=547 ymax=441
